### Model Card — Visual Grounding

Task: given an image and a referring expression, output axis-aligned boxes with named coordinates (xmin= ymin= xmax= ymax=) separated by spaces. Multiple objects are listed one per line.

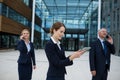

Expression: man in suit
xmin=89 ymin=28 xmax=115 ymax=80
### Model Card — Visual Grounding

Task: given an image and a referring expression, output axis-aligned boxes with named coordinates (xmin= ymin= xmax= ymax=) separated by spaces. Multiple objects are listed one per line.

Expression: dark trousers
xmin=46 ymin=76 xmax=65 ymax=80
xmin=92 ymin=65 xmax=108 ymax=80
xmin=18 ymin=63 xmax=32 ymax=80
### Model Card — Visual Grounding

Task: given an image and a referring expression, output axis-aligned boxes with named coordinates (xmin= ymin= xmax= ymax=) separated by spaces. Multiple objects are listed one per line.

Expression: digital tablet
xmin=81 ymin=47 xmax=91 ymax=51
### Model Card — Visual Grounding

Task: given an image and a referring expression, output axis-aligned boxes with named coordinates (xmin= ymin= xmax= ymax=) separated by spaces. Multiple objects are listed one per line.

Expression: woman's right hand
xmin=69 ymin=50 xmax=86 ymax=61
xmin=20 ymin=35 xmax=24 ymax=40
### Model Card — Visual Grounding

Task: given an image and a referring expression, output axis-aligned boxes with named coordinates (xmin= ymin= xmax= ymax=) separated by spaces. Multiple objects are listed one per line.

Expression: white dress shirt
xmin=51 ymin=37 xmax=61 ymax=50
xmin=25 ymin=41 xmax=31 ymax=52
xmin=98 ymin=37 xmax=104 ymax=49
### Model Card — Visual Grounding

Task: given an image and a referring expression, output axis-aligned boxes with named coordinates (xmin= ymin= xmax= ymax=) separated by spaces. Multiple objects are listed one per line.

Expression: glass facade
xmin=0 ymin=0 xmax=120 ymax=55
xmin=84 ymin=1 xmax=98 ymax=46
xmin=0 ymin=33 xmax=19 ymax=49
xmin=21 ymin=0 xmax=29 ymax=6
xmin=1 ymin=3 xmax=29 ymax=27
xmin=35 ymin=0 xmax=99 ymax=50
xmin=101 ymin=0 xmax=120 ymax=56
xmin=0 ymin=2 xmax=42 ymax=49
xmin=0 ymin=3 xmax=1 ymax=15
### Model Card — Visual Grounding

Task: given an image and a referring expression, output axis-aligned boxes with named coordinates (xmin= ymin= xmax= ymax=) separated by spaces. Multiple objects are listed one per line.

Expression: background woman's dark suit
xmin=89 ymin=39 xmax=115 ymax=80
xmin=45 ymin=39 xmax=73 ymax=80
xmin=17 ymin=40 xmax=36 ymax=80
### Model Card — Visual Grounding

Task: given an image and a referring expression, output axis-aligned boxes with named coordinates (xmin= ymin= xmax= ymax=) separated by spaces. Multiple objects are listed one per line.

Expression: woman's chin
xmin=58 ymin=38 xmax=62 ymax=40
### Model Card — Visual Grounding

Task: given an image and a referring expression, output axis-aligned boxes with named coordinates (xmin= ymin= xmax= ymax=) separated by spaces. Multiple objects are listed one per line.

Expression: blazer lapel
xmin=60 ymin=44 xmax=65 ymax=55
xmin=22 ymin=40 xmax=28 ymax=53
xmin=54 ymin=44 xmax=60 ymax=51
xmin=50 ymin=39 xmax=64 ymax=55
xmin=97 ymin=39 xmax=105 ymax=56
xmin=28 ymin=42 xmax=32 ymax=53
xmin=54 ymin=44 xmax=65 ymax=56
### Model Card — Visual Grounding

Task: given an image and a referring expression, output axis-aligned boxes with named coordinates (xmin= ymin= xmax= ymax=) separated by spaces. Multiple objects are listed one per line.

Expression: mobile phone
xmin=106 ymin=35 xmax=109 ymax=39
xmin=82 ymin=47 xmax=91 ymax=51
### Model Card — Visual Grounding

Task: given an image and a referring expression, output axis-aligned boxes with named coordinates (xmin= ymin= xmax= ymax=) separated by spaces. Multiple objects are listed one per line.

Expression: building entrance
xmin=63 ymin=38 xmax=79 ymax=51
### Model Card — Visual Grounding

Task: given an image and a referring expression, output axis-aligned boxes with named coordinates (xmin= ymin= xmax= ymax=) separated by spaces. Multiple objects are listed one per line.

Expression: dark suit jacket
xmin=17 ymin=40 xmax=36 ymax=65
xmin=89 ymin=39 xmax=115 ymax=75
xmin=45 ymin=39 xmax=73 ymax=77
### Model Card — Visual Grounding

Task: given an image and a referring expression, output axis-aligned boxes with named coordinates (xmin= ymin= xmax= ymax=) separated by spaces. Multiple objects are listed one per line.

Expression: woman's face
xmin=22 ymin=30 xmax=30 ymax=40
xmin=53 ymin=26 xmax=65 ymax=40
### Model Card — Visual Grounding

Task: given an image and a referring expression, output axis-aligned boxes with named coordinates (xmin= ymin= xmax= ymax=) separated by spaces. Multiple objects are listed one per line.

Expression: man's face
xmin=98 ymin=28 xmax=107 ymax=39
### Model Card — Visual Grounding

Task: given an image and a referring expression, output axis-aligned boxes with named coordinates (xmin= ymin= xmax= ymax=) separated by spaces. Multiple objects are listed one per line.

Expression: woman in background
xmin=45 ymin=22 xmax=86 ymax=80
xmin=17 ymin=29 xmax=36 ymax=80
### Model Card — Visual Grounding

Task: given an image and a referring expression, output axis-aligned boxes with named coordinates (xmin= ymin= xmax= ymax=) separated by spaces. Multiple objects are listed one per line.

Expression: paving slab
xmin=0 ymin=49 xmax=120 ymax=80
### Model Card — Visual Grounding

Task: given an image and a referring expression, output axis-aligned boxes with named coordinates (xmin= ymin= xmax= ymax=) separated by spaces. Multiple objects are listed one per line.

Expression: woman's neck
xmin=24 ymin=39 xmax=29 ymax=44
xmin=52 ymin=36 xmax=58 ymax=42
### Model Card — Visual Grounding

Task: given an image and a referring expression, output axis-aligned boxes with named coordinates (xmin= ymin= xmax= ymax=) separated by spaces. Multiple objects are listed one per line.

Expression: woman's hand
xmin=20 ymin=35 xmax=24 ymax=40
xmin=69 ymin=50 xmax=86 ymax=61
xmin=33 ymin=65 xmax=36 ymax=70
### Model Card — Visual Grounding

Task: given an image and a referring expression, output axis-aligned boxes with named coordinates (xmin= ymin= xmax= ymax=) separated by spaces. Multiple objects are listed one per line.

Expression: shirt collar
xmin=98 ymin=36 xmax=104 ymax=42
xmin=51 ymin=37 xmax=61 ymax=44
xmin=25 ymin=41 xmax=30 ymax=45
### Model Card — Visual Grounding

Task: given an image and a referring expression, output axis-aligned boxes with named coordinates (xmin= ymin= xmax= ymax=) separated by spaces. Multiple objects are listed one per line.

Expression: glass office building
xmin=0 ymin=0 xmax=42 ymax=49
xmin=36 ymin=0 xmax=98 ymax=51
xmin=0 ymin=0 xmax=120 ymax=56
xmin=101 ymin=0 xmax=120 ymax=56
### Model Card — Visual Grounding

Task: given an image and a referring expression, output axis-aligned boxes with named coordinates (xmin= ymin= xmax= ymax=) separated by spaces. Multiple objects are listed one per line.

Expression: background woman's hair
xmin=50 ymin=22 xmax=66 ymax=35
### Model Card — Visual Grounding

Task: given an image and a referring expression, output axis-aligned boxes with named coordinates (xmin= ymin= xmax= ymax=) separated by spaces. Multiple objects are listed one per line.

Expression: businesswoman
xmin=45 ymin=22 xmax=86 ymax=80
xmin=17 ymin=29 xmax=36 ymax=80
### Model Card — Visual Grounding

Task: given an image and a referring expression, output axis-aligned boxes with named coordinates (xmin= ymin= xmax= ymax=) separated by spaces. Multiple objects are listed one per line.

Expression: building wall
xmin=0 ymin=15 xmax=27 ymax=34
xmin=0 ymin=0 xmax=42 ymax=49
xmin=0 ymin=0 xmax=32 ymax=20
xmin=102 ymin=0 xmax=120 ymax=56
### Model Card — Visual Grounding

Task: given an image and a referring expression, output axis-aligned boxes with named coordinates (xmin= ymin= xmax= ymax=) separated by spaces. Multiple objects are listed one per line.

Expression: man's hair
xmin=98 ymin=28 xmax=107 ymax=33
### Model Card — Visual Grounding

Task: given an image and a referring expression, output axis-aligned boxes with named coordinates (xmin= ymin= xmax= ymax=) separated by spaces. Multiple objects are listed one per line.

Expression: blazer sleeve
xmin=89 ymin=42 xmax=96 ymax=71
xmin=106 ymin=41 xmax=115 ymax=54
xmin=31 ymin=43 xmax=36 ymax=66
xmin=45 ymin=42 xmax=73 ymax=67
xmin=16 ymin=40 xmax=26 ymax=53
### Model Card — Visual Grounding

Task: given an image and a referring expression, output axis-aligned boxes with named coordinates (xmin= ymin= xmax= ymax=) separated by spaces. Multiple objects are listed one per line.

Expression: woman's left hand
xmin=33 ymin=65 xmax=36 ymax=70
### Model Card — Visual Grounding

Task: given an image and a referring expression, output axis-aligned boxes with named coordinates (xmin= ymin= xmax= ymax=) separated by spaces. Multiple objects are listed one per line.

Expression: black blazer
xmin=45 ymin=39 xmax=73 ymax=77
xmin=17 ymin=40 xmax=36 ymax=65
xmin=89 ymin=39 xmax=115 ymax=75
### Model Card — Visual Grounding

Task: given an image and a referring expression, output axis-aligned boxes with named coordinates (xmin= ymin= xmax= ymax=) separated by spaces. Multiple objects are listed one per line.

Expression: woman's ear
xmin=53 ymin=29 xmax=56 ymax=34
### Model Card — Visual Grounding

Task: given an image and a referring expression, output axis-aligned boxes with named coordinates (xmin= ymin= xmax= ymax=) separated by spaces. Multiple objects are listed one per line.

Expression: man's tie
xmin=103 ymin=41 xmax=107 ymax=55
xmin=103 ymin=41 xmax=108 ymax=64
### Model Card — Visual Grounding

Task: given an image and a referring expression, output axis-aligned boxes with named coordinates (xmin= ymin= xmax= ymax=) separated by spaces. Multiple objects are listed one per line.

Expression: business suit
xmin=17 ymin=40 xmax=36 ymax=80
xmin=45 ymin=39 xmax=73 ymax=80
xmin=89 ymin=39 xmax=115 ymax=80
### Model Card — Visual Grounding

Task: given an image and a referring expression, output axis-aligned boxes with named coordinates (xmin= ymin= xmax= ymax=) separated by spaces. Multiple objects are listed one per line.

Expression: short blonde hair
xmin=21 ymin=28 xmax=30 ymax=35
xmin=98 ymin=28 xmax=107 ymax=33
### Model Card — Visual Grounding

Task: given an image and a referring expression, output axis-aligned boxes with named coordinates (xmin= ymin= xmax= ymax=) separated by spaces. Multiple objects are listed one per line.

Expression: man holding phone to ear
xmin=89 ymin=28 xmax=115 ymax=80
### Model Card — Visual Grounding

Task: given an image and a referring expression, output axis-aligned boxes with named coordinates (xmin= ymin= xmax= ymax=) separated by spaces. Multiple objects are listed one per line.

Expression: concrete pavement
xmin=0 ymin=49 xmax=120 ymax=80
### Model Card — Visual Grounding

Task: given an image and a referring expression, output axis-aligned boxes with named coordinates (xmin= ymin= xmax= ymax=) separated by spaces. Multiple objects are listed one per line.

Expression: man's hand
xmin=106 ymin=35 xmax=113 ymax=44
xmin=91 ymin=70 xmax=96 ymax=76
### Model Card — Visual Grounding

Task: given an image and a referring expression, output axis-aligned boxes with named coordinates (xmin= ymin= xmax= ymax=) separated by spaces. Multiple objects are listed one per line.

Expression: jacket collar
xmin=51 ymin=37 xmax=61 ymax=44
